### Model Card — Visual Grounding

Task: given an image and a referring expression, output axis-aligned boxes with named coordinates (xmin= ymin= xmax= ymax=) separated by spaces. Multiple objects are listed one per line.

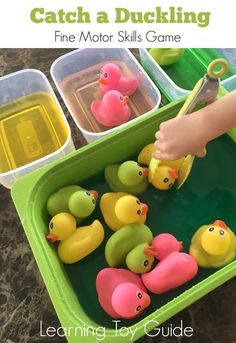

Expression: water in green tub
xmin=64 ymin=134 xmax=236 ymax=329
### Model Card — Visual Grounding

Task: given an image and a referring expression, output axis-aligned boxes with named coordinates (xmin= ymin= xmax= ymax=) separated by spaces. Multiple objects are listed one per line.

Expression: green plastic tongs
xmin=177 ymin=58 xmax=228 ymax=117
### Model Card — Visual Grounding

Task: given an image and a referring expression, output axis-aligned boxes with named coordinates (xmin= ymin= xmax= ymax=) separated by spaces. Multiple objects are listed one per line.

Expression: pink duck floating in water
xmin=144 ymin=233 xmax=183 ymax=261
xmin=91 ymin=90 xmax=131 ymax=127
xmin=141 ymin=252 xmax=198 ymax=294
xmin=96 ymin=268 xmax=150 ymax=319
xmin=99 ymin=63 xmax=139 ymax=96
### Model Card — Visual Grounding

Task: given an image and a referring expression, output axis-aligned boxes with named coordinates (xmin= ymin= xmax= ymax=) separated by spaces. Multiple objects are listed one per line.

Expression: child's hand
xmin=153 ymin=114 xmax=208 ymax=160
xmin=153 ymin=91 xmax=236 ymax=161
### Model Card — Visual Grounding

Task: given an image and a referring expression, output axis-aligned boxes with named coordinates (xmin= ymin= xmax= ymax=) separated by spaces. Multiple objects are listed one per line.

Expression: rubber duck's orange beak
xmin=89 ymin=190 xmax=98 ymax=200
xmin=124 ymin=95 xmax=129 ymax=105
xmin=46 ymin=233 xmax=58 ymax=243
xmin=213 ymin=220 xmax=227 ymax=230
xmin=99 ymin=78 xmax=108 ymax=85
xmin=168 ymin=168 xmax=179 ymax=180
xmin=140 ymin=203 xmax=148 ymax=216
xmin=144 ymin=246 xmax=157 ymax=258
xmin=142 ymin=168 xmax=149 ymax=178
xmin=142 ymin=293 xmax=151 ymax=308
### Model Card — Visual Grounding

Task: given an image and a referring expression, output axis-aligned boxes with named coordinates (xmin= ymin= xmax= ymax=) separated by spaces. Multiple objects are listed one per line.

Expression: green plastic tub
xmin=11 ymin=98 xmax=236 ymax=343
xmin=140 ymin=48 xmax=236 ymax=101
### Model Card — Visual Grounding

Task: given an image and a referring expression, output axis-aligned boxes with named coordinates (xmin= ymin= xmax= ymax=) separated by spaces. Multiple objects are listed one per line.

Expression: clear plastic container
xmin=139 ymin=48 xmax=236 ymax=101
xmin=51 ymin=48 xmax=161 ymax=142
xmin=223 ymin=74 xmax=236 ymax=92
xmin=139 ymin=48 xmax=190 ymax=101
xmin=0 ymin=69 xmax=74 ymax=188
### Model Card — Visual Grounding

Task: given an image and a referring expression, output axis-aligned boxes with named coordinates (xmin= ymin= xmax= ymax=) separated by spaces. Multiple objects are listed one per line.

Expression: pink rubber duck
xmin=99 ymin=63 xmax=139 ymax=96
xmin=141 ymin=252 xmax=198 ymax=294
xmin=144 ymin=233 xmax=183 ymax=261
xmin=91 ymin=90 xmax=131 ymax=127
xmin=96 ymin=268 xmax=151 ymax=319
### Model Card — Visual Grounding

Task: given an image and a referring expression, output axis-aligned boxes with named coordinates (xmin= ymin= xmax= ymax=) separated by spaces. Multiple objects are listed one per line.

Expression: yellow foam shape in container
xmin=0 ymin=92 xmax=68 ymax=173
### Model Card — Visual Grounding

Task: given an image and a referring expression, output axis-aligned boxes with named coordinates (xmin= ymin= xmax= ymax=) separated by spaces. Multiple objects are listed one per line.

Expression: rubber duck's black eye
xmin=136 ymin=305 xmax=142 ymax=312
xmin=219 ymin=229 xmax=225 ymax=236
xmin=163 ymin=177 xmax=169 ymax=183
xmin=138 ymin=171 xmax=143 ymax=176
xmin=136 ymin=200 xmax=141 ymax=205
xmin=143 ymin=260 xmax=149 ymax=267
xmin=137 ymin=209 xmax=141 ymax=215
xmin=104 ymin=72 xmax=108 ymax=78
xmin=208 ymin=227 xmax=214 ymax=232
xmin=92 ymin=199 xmax=95 ymax=204
xmin=86 ymin=192 xmax=91 ymax=196
xmin=137 ymin=292 xmax=142 ymax=299
xmin=120 ymin=96 xmax=124 ymax=101
xmin=50 ymin=222 xmax=54 ymax=229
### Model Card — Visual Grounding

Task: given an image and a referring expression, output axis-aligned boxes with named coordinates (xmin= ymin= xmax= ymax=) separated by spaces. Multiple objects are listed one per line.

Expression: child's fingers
xmin=154 ymin=140 xmax=165 ymax=150
xmin=194 ymin=147 xmax=207 ymax=158
xmin=152 ymin=151 xmax=174 ymax=161
xmin=155 ymin=131 xmax=163 ymax=141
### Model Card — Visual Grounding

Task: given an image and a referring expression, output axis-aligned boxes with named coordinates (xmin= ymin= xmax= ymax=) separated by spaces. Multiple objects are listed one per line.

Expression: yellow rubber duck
xmin=189 ymin=220 xmax=236 ymax=268
xmin=138 ymin=143 xmax=194 ymax=190
xmin=100 ymin=192 xmax=148 ymax=231
xmin=138 ymin=143 xmax=156 ymax=166
xmin=149 ymin=161 xmax=179 ymax=190
xmin=46 ymin=212 xmax=104 ymax=264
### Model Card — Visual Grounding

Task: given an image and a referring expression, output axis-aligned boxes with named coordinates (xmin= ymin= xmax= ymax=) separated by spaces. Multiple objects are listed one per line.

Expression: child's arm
xmin=153 ymin=91 xmax=236 ymax=160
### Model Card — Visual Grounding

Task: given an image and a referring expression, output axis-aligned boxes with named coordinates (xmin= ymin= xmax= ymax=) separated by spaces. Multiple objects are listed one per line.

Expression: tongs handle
xmin=177 ymin=59 xmax=228 ymax=118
